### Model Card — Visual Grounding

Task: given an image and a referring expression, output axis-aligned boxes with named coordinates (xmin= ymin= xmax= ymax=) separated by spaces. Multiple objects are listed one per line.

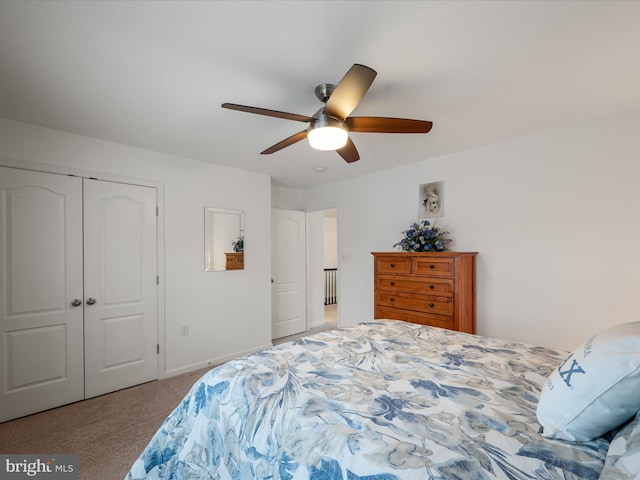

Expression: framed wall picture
xmin=419 ymin=181 xmax=444 ymax=218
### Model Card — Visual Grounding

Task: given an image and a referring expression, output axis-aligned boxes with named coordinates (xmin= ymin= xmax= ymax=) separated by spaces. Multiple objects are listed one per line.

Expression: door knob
xmin=71 ymin=299 xmax=82 ymax=307
xmin=86 ymin=298 xmax=97 ymax=305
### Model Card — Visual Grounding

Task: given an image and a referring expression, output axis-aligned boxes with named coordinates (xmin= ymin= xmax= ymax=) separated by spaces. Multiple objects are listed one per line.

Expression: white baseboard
xmin=160 ymin=341 xmax=273 ymax=379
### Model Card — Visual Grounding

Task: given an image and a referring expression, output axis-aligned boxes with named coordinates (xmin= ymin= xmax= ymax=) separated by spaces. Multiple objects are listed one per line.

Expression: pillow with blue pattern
xmin=536 ymin=321 xmax=640 ymax=442
xmin=600 ymin=410 xmax=640 ymax=479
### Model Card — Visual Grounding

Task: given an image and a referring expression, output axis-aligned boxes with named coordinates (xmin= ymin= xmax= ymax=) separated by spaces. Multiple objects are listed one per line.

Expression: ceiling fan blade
xmin=324 ymin=64 xmax=377 ymax=120
xmin=261 ymin=130 xmax=308 ymax=155
xmin=336 ymin=136 xmax=360 ymax=163
xmin=346 ymin=117 xmax=433 ymax=133
xmin=222 ymin=103 xmax=313 ymax=123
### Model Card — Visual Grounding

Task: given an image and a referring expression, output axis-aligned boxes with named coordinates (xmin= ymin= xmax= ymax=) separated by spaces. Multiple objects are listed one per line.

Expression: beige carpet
xmin=0 ymin=367 xmax=210 ymax=480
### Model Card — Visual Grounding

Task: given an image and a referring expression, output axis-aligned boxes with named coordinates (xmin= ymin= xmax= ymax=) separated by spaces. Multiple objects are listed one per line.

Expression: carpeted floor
xmin=0 ymin=367 xmax=211 ymax=480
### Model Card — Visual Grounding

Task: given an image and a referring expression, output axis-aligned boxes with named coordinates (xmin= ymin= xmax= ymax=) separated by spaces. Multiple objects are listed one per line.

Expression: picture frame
xmin=419 ymin=181 xmax=444 ymax=218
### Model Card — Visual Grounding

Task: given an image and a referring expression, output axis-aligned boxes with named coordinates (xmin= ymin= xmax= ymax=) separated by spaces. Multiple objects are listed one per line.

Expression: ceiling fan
xmin=221 ymin=64 xmax=433 ymax=163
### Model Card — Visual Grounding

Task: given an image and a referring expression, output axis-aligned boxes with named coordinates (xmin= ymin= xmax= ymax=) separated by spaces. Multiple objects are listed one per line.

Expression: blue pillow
xmin=536 ymin=321 xmax=640 ymax=442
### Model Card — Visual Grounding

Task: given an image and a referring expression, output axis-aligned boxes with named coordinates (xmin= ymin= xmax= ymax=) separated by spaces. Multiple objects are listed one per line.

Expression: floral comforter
xmin=126 ymin=320 xmax=610 ymax=479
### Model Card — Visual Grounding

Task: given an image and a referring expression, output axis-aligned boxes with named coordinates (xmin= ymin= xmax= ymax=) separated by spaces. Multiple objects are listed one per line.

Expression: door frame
xmin=0 ymin=157 xmax=166 ymax=379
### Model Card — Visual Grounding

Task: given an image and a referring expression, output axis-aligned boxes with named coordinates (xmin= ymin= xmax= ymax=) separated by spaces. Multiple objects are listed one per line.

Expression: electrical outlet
xmin=180 ymin=324 xmax=189 ymax=336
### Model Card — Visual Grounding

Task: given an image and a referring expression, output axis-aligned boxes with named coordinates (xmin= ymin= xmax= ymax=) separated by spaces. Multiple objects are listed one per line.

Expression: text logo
xmin=557 ymin=354 xmax=586 ymax=388
xmin=1 ymin=455 xmax=77 ymax=479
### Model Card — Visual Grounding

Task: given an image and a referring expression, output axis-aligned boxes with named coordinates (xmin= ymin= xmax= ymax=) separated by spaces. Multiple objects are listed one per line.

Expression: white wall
xmin=272 ymin=184 xmax=305 ymax=210
xmin=302 ymin=110 xmax=640 ymax=351
xmin=0 ymin=118 xmax=273 ymax=377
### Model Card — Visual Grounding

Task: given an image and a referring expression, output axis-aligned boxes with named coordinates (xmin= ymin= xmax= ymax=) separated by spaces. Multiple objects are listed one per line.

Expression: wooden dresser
xmin=372 ymin=252 xmax=477 ymax=334
xmin=225 ymin=252 xmax=244 ymax=270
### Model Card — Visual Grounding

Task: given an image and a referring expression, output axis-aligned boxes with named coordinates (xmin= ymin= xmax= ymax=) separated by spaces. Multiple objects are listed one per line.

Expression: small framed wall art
xmin=419 ymin=181 xmax=444 ymax=218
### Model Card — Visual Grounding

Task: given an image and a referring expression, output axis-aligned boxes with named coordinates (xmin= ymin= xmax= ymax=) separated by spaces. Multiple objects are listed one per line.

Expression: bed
xmin=125 ymin=320 xmax=640 ymax=479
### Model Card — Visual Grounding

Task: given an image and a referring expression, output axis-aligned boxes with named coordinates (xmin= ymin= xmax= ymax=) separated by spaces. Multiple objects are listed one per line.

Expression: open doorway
xmin=273 ymin=207 xmax=338 ymax=345
xmin=304 ymin=207 xmax=338 ymax=333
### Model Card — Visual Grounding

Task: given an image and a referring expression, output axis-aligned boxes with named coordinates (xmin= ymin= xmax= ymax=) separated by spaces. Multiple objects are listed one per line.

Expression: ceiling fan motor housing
xmin=310 ymin=108 xmax=346 ymax=130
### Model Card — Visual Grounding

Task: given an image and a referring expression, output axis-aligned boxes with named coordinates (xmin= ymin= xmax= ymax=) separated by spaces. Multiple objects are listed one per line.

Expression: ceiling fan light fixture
xmin=308 ymin=126 xmax=348 ymax=151
xmin=307 ymin=114 xmax=348 ymax=151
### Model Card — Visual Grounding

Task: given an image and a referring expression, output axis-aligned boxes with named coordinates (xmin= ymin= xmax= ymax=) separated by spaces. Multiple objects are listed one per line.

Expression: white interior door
xmin=271 ymin=208 xmax=306 ymax=339
xmin=83 ymin=179 xmax=158 ymax=398
xmin=0 ymin=167 xmax=84 ymax=422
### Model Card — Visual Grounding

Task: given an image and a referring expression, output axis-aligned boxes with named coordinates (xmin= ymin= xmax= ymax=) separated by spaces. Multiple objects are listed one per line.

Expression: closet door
xmin=0 ymin=167 xmax=84 ymax=422
xmin=83 ymin=179 xmax=158 ymax=398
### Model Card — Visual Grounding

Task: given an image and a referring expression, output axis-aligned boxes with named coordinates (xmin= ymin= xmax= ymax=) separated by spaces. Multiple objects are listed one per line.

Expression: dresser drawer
xmin=376 ymin=306 xmax=454 ymax=330
xmin=376 ymin=275 xmax=454 ymax=297
xmin=376 ymin=291 xmax=454 ymax=316
xmin=412 ymin=256 xmax=454 ymax=277
xmin=375 ymin=256 xmax=411 ymax=274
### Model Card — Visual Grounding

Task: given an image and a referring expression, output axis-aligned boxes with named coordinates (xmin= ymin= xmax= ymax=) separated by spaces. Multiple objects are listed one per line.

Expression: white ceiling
xmin=0 ymin=1 xmax=639 ymax=189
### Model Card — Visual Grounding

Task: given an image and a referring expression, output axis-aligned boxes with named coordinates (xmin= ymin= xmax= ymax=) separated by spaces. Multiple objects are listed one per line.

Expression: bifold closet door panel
xmin=83 ymin=179 xmax=158 ymax=399
xmin=0 ymin=167 xmax=84 ymax=422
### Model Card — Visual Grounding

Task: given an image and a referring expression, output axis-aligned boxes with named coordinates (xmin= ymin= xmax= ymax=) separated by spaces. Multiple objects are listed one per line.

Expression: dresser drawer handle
xmin=390 ymin=263 xmax=395 ymax=268
xmin=390 ymin=297 xmax=395 ymax=302
xmin=429 ymin=264 xmax=435 ymax=269
xmin=429 ymin=303 xmax=435 ymax=307
xmin=429 ymin=284 xmax=435 ymax=289
xmin=390 ymin=281 xmax=395 ymax=286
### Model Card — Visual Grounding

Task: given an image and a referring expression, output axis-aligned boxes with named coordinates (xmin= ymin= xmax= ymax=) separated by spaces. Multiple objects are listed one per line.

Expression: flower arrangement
xmin=232 ymin=236 xmax=244 ymax=253
xmin=394 ymin=220 xmax=452 ymax=252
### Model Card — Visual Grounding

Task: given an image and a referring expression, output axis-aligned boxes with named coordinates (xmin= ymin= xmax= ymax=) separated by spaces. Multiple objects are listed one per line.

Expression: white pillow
xmin=536 ymin=321 xmax=640 ymax=442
